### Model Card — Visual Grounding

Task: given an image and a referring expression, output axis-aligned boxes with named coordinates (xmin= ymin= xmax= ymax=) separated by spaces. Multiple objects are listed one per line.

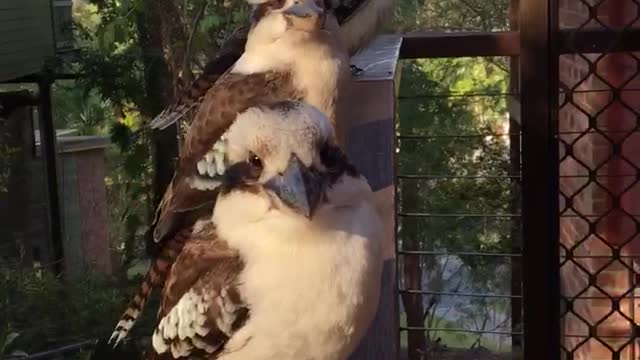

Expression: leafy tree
xmin=389 ymin=0 xmax=514 ymax=356
xmin=52 ymin=0 xmax=251 ymax=266
xmin=397 ymin=56 xmax=513 ymax=358
xmin=392 ymin=0 xmax=508 ymax=32
xmin=0 ymin=257 xmax=144 ymax=355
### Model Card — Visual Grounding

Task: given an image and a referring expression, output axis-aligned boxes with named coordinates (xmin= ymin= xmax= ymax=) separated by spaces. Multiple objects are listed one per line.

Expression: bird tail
xmin=108 ymin=235 xmax=188 ymax=347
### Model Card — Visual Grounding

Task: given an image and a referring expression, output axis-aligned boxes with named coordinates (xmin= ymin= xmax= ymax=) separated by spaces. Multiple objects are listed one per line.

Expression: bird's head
xmin=246 ymin=0 xmax=327 ymax=43
xmin=211 ymin=101 xmax=367 ymax=226
xmin=252 ymin=0 xmax=326 ymax=19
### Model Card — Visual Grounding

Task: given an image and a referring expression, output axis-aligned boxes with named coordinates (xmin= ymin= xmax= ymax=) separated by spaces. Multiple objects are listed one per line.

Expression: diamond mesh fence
xmin=559 ymin=0 xmax=640 ymax=359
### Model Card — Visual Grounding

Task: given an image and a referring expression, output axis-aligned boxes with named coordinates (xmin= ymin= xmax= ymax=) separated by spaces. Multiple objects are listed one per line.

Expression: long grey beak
xmin=281 ymin=0 xmax=324 ymax=17
xmin=264 ymin=156 xmax=324 ymax=218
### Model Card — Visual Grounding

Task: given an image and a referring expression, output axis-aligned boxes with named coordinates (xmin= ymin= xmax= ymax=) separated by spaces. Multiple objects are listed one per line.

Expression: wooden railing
xmin=354 ymin=20 xmax=640 ymax=360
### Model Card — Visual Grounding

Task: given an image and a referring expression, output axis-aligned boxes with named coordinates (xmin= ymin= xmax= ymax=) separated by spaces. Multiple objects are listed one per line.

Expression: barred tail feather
xmin=109 ymin=236 xmax=188 ymax=347
xmin=109 ymin=271 xmax=155 ymax=346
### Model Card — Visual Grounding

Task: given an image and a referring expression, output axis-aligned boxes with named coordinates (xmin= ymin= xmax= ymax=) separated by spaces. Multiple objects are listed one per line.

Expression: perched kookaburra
xmin=110 ymin=0 xmax=351 ymax=345
xmin=149 ymin=0 xmax=394 ymax=144
xmin=148 ymin=101 xmax=383 ymax=360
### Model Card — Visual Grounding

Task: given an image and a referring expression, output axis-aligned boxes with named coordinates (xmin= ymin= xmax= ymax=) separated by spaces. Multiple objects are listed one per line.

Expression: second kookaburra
xmin=148 ymin=101 xmax=384 ymax=359
xmin=110 ymin=0 xmax=351 ymax=345
xmin=150 ymin=0 xmax=394 ymax=142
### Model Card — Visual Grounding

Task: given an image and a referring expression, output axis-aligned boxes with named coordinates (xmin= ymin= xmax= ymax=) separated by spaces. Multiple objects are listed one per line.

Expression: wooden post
xmin=343 ymin=35 xmax=401 ymax=360
xmin=38 ymin=75 xmax=65 ymax=276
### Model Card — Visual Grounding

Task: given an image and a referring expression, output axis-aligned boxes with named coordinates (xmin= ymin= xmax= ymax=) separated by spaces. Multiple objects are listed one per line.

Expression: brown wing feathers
xmin=148 ymin=228 xmax=247 ymax=359
xmin=154 ymin=72 xmax=300 ymax=245
xmin=109 ymin=72 xmax=299 ymax=351
xmin=179 ymin=72 xmax=300 ymax=172
xmin=108 ymin=72 xmax=299 ymax=349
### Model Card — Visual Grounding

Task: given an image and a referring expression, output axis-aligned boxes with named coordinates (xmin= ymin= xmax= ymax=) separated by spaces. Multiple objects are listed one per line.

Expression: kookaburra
xmin=149 ymin=0 xmax=393 ymax=142
xmin=110 ymin=0 xmax=352 ymax=345
xmin=148 ymin=101 xmax=383 ymax=360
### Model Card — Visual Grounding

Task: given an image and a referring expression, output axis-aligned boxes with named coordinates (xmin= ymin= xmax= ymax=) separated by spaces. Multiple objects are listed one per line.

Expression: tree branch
xmin=485 ymin=57 xmax=509 ymax=73
xmin=182 ymin=0 xmax=210 ymax=86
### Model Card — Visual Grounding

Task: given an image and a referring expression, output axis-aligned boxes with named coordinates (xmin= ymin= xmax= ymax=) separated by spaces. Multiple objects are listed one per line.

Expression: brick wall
xmin=559 ymin=1 xmax=640 ymax=359
xmin=58 ymin=143 xmax=112 ymax=277
xmin=75 ymin=150 xmax=111 ymax=275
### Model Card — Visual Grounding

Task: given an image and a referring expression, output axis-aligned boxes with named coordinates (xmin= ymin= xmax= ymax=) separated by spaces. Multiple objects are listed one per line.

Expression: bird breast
xmin=293 ymin=50 xmax=348 ymax=124
xmin=216 ymin=201 xmax=383 ymax=360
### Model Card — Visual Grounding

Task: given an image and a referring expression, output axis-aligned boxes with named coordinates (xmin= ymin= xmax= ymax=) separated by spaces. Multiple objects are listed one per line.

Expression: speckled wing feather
xmin=179 ymin=72 xmax=300 ymax=170
xmin=152 ymin=71 xmax=302 ymax=244
xmin=146 ymin=223 xmax=248 ymax=359
xmin=148 ymin=25 xmax=250 ymax=135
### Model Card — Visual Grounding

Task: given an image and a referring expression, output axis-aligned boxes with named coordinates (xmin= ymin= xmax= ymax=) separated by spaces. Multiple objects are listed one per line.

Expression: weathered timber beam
xmin=399 ymin=29 xmax=640 ymax=59
xmin=400 ymin=31 xmax=520 ymax=59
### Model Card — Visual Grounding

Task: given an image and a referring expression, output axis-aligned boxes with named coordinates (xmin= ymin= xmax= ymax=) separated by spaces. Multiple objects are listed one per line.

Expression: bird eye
xmin=249 ymin=153 xmax=263 ymax=169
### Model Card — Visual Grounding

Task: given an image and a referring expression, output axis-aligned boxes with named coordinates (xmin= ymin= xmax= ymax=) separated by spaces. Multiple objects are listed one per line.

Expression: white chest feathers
xmin=213 ymin=197 xmax=384 ymax=360
xmin=231 ymin=30 xmax=347 ymax=121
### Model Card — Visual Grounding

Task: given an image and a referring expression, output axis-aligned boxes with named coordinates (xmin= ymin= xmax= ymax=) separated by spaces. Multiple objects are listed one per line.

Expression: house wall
xmin=559 ymin=1 xmax=640 ymax=359
xmin=0 ymin=0 xmax=55 ymax=81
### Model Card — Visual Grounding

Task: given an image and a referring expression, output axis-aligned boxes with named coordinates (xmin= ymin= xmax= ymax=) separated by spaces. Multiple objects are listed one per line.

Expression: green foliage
xmin=398 ymin=58 xmax=510 ymax=251
xmin=0 ymin=261 xmax=144 ymax=355
xmin=0 ymin=326 xmax=26 ymax=359
xmin=392 ymin=0 xmax=508 ymax=32
xmin=397 ymin=56 xmax=515 ymax=351
xmin=53 ymin=83 xmax=114 ymax=135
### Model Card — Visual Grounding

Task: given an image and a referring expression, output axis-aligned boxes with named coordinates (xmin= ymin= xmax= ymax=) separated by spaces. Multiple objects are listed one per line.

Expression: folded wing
xmin=149 ymin=223 xmax=247 ymax=359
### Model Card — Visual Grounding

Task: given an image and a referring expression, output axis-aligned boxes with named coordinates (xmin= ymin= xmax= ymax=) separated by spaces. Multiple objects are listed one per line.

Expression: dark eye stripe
xmin=319 ymin=143 xmax=359 ymax=183
xmin=224 ymin=161 xmax=263 ymax=189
